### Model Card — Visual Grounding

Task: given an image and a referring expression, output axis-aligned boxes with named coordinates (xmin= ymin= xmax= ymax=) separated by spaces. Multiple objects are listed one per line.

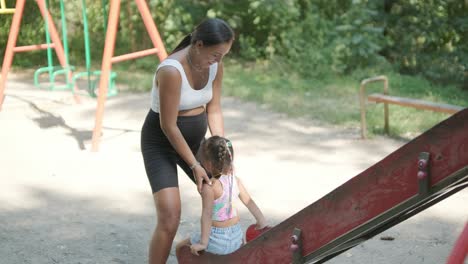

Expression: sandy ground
xmin=0 ymin=74 xmax=466 ymax=264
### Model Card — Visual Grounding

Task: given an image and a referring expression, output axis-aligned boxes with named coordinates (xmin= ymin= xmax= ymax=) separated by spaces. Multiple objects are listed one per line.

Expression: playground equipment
xmin=32 ymin=0 xmax=118 ymax=97
xmin=446 ymin=223 xmax=468 ymax=264
xmin=71 ymin=0 xmax=118 ymax=98
xmin=90 ymin=0 xmax=167 ymax=151
xmin=0 ymin=0 xmax=14 ymax=14
xmin=177 ymin=109 xmax=468 ymax=263
xmin=33 ymin=0 xmax=74 ymax=91
xmin=0 ymin=0 xmax=80 ymax=109
xmin=359 ymin=75 xmax=464 ymax=139
xmin=0 ymin=0 xmax=167 ymax=152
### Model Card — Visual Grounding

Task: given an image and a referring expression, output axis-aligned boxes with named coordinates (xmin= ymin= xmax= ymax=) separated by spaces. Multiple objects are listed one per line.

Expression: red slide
xmin=178 ymin=108 xmax=468 ymax=264
xmin=446 ymin=222 xmax=468 ymax=264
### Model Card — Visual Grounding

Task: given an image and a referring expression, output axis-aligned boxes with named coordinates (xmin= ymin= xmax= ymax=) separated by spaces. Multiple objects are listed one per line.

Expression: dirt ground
xmin=0 ymin=74 xmax=466 ymax=264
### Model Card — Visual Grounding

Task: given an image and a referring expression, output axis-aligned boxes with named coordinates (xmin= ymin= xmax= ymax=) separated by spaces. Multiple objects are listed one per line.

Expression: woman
xmin=140 ymin=18 xmax=234 ymax=263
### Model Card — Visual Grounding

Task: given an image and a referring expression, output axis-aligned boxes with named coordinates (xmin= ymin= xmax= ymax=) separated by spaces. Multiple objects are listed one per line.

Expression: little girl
xmin=176 ymin=136 xmax=268 ymax=256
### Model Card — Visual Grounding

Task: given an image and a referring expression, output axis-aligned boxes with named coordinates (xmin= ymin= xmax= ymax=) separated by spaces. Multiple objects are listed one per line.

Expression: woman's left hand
xmin=193 ymin=164 xmax=212 ymax=193
xmin=190 ymin=243 xmax=207 ymax=256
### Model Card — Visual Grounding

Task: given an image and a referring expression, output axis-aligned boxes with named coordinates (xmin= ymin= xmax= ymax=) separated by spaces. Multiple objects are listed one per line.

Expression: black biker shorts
xmin=141 ymin=109 xmax=207 ymax=193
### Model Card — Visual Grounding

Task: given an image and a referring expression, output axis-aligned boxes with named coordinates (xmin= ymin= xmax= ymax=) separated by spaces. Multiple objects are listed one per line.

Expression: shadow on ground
xmin=0 ymin=185 xmax=464 ymax=264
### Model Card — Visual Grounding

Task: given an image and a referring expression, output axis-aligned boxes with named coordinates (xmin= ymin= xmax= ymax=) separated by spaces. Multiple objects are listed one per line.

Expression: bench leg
xmin=359 ymin=85 xmax=368 ymax=139
xmin=360 ymin=76 xmax=390 ymax=139
xmin=384 ymin=102 xmax=389 ymax=135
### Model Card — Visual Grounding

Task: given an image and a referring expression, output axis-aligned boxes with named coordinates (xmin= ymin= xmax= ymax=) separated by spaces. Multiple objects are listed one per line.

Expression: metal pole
xmin=383 ymin=77 xmax=389 ymax=134
xmin=44 ymin=0 xmax=54 ymax=84
xmin=80 ymin=0 xmax=92 ymax=89
xmin=359 ymin=75 xmax=389 ymax=139
xmin=135 ymin=0 xmax=168 ymax=60
xmin=59 ymin=0 xmax=69 ymax=67
xmin=359 ymin=81 xmax=368 ymax=139
xmin=0 ymin=0 xmax=15 ymax=14
xmin=0 ymin=0 xmax=25 ymax=111
xmin=91 ymin=0 xmax=120 ymax=151
xmin=101 ymin=0 xmax=108 ymax=33
xmin=36 ymin=0 xmax=80 ymax=102
xmin=35 ymin=0 xmax=68 ymax=71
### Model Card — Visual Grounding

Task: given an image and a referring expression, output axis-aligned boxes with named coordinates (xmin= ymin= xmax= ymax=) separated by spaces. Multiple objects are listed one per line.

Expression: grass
xmin=23 ymin=55 xmax=464 ymax=140
xmin=220 ymin=58 xmax=468 ymax=139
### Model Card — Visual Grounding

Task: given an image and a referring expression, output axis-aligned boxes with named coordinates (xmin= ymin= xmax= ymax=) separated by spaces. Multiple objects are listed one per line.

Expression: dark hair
xmin=198 ymin=136 xmax=234 ymax=178
xmin=171 ymin=18 xmax=234 ymax=54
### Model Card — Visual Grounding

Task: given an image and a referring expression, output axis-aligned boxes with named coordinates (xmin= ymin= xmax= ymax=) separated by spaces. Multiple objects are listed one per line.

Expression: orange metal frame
xmin=0 ymin=0 xmax=79 ymax=110
xmin=90 ymin=0 xmax=167 ymax=151
xmin=0 ymin=0 xmax=167 ymax=152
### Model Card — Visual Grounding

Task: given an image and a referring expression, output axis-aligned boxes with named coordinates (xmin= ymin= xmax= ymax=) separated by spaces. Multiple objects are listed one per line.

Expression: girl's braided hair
xmin=198 ymin=136 xmax=234 ymax=178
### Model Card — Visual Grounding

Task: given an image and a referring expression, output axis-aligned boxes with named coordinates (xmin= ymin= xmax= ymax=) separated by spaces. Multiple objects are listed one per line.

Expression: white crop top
xmin=151 ymin=59 xmax=218 ymax=113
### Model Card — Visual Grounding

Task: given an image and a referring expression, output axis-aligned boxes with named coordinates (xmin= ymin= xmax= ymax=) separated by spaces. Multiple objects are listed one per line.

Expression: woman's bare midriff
xmin=178 ymin=106 xmax=205 ymax=116
xmin=212 ymin=214 xmax=240 ymax=228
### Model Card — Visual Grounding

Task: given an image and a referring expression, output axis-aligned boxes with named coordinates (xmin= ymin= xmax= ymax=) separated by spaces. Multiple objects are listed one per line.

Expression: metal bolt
xmin=418 ymin=159 xmax=427 ymax=169
xmin=417 ymin=171 xmax=427 ymax=180
xmin=290 ymin=234 xmax=299 ymax=251
xmin=290 ymin=244 xmax=299 ymax=251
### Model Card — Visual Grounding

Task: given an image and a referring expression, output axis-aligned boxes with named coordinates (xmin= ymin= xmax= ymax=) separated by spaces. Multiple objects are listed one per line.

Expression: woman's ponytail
xmin=170 ymin=33 xmax=192 ymax=54
xmin=169 ymin=18 xmax=234 ymax=55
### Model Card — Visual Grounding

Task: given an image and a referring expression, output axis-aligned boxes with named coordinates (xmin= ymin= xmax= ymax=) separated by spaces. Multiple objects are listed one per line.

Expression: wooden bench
xmin=359 ymin=75 xmax=465 ymax=139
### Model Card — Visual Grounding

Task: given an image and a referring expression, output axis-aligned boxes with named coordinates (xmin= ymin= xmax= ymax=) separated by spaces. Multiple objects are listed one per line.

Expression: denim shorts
xmin=190 ymin=223 xmax=243 ymax=255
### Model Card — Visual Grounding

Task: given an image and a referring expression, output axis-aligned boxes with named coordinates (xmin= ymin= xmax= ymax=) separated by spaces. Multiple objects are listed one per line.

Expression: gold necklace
xmin=186 ymin=48 xmax=203 ymax=72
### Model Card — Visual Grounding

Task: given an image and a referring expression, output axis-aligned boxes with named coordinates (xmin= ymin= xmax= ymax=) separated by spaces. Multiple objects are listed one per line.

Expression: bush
xmin=1 ymin=0 xmax=466 ymax=90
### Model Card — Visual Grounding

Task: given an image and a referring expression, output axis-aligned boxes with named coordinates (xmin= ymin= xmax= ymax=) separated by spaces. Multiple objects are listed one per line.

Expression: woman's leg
xmin=149 ymin=187 xmax=181 ymax=264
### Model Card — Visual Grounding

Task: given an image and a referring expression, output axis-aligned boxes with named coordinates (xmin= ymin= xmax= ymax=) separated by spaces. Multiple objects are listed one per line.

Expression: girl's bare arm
xmin=237 ymin=177 xmax=267 ymax=228
xmin=199 ymin=184 xmax=215 ymax=246
xmin=189 ymin=184 xmax=215 ymax=255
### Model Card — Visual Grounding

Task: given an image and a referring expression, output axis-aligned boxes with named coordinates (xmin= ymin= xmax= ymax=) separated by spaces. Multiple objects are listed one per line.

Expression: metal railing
xmin=359 ymin=75 xmax=389 ymax=139
xmin=0 ymin=0 xmax=15 ymax=14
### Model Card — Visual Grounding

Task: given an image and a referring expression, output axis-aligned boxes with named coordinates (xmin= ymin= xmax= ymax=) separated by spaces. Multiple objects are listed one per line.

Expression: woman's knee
xmin=154 ymin=187 xmax=181 ymax=233
xmin=157 ymin=210 xmax=180 ymax=232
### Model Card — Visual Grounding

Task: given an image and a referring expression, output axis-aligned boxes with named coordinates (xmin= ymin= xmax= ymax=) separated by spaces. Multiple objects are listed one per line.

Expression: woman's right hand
xmin=193 ymin=164 xmax=212 ymax=193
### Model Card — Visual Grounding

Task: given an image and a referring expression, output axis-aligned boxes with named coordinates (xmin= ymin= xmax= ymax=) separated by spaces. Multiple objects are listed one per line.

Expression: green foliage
xmin=0 ymin=0 xmax=46 ymax=67
xmin=0 ymin=0 xmax=466 ymax=89
xmin=221 ymin=59 xmax=468 ymax=138
xmin=382 ymin=0 xmax=468 ymax=88
xmin=330 ymin=1 xmax=388 ymax=73
xmin=274 ymin=9 xmax=335 ymax=78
